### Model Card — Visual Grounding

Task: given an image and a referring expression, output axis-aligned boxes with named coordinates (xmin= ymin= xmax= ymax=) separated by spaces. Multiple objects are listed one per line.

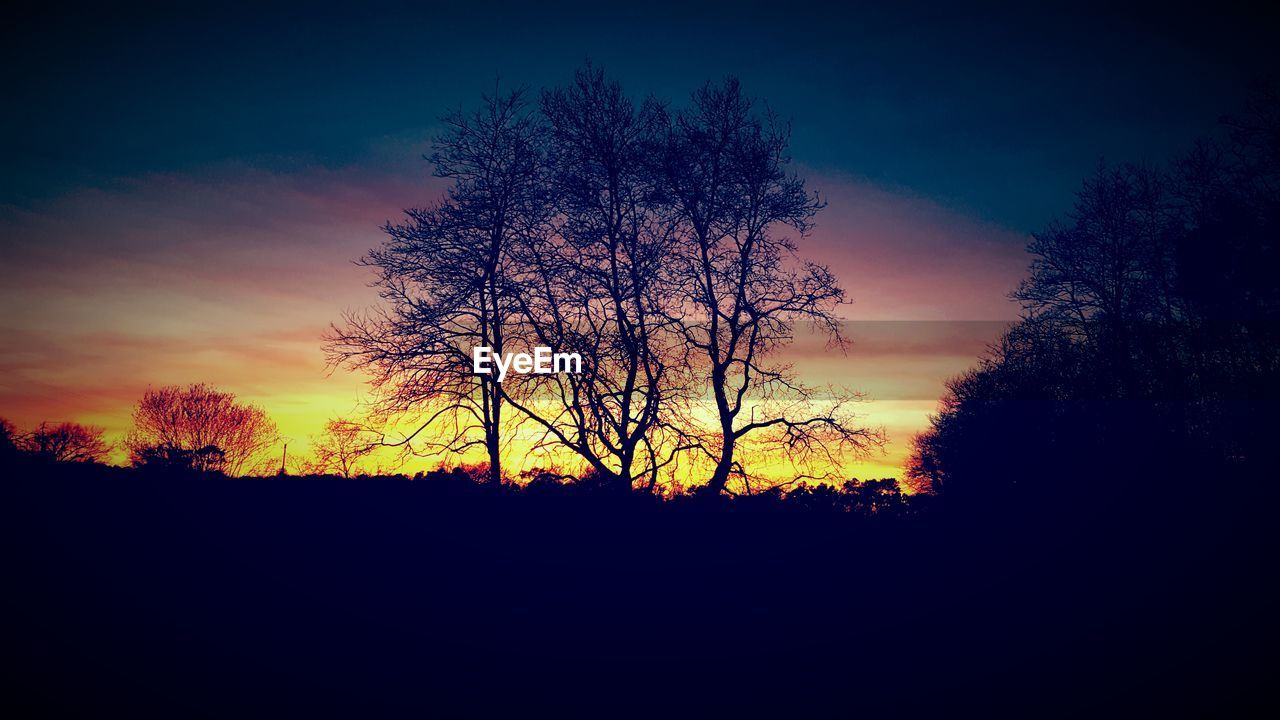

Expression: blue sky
xmin=5 ymin=1 xmax=1274 ymax=230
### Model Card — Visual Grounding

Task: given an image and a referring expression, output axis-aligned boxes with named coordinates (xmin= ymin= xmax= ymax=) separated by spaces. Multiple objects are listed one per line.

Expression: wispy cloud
xmin=0 ymin=160 xmax=1028 ymax=477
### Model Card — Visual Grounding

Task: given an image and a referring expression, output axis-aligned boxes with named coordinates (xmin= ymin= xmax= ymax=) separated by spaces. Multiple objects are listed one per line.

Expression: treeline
xmin=908 ymin=82 xmax=1280 ymax=505
xmin=0 ymin=384 xmax=280 ymax=476
xmin=325 ymin=64 xmax=883 ymax=496
xmin=2 ymin=387 xmax=912 ymax=512
xmin=1 ymin=440 xmax=915 ymax=516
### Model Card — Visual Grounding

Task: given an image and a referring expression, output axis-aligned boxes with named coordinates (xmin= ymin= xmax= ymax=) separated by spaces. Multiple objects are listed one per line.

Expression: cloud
xmin=800 ymin=169 xmax=1030 ymax=321
xmin=0 ymin=159 xmax=1029 ymax=476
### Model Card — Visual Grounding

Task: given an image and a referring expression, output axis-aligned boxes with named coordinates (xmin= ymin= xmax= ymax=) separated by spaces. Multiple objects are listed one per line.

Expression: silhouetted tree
xmin=844 ymin=478 xmax=904 ymax=514
xmin=911 ymin=84 xmax=1280 ymax=500
xmin=659 ymin=78 xmax=882 ymax=494
xmin=332 ymin=69 xmax=882 ymax=494
xmin=327 ymin=86 xmax=548 ymax=486
xmin=19 ymin=421 xmax=111 ymax=463
xmin=501 ymin=65 xmax=692 ymax=493
xmin=0 ymin=417 xmax=17 ymax=460
xmin=126 ymin=384 xmax=278 ymax=475
xmin=310 ymin=418 xmax=377 ymax=478
xmin=133 ymin=444 xmax=227 ymax=474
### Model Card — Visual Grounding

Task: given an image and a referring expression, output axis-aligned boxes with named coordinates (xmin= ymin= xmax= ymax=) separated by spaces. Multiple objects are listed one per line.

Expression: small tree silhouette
xmin=19 ymin=421 xmax=111 ymax=463
xmin=310 ymin=418 xmax=377 ymax=478
xmin=126 ymin=384 xmax=278 ymax=476
xmin=0 ymin=417 xmax=19 ymax=459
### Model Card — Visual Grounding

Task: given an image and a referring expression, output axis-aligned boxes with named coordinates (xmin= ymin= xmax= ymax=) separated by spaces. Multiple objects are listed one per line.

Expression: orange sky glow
xmin=0 ymin=157 xmax=1027 ymax=483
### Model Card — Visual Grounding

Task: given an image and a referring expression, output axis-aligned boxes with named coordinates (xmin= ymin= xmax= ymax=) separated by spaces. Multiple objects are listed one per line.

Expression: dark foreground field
xmin=3 ymin=460 xmax=1275 ymax=717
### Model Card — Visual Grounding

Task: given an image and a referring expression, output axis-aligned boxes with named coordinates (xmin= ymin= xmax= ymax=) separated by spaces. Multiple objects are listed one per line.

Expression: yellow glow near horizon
xmin=0 ymin=165 xmax=1025 ymax=487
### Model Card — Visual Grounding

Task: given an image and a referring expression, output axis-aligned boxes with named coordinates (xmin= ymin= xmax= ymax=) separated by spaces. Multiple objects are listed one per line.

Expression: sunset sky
xmin=2 ymin=3 xmax=1272 ymax=479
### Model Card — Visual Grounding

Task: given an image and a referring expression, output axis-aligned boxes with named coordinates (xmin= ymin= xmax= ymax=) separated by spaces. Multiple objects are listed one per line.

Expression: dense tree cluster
xmin=908 ymin=85 xmax=1280 ymax=502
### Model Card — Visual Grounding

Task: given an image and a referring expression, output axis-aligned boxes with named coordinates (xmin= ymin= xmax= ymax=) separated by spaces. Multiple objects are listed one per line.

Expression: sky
xmin=2 ymin=1 xmax=1276 ymax=479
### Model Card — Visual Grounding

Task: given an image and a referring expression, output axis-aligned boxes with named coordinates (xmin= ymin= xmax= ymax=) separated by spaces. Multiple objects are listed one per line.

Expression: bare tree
xmin=331 ymin=72 xmax=879 ymax=494
xmin=500 ymin=65 xmax=693 ymax=492
xmin=20 ymin=421 xmax=111 ymax=463
xmin=1222 ymin=78 xmax=1280 ymax=196
xmin=310 ymin=418 xmax=377 ymax=478
xmin=125 ymin=383 xmax=279 ymax=475
xmin=326 ymin=86 xmax=547 ymax=486
xmin=1011 ymin=161 xmax=1186 ymax=400
xmin=659 ymin=78 xmax=882 ymax=494
xmin=1013 ymin=162 xmax=1180 ymax=341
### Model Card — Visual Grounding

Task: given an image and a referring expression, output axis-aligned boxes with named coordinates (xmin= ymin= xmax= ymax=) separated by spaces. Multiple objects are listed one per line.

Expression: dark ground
xmin=3 ymin=459 xmax=1275 ymax=717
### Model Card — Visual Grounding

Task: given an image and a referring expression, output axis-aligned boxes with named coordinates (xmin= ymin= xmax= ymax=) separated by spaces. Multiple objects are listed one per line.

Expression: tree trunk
xmin=486 ymin=432 xmax=502 ymax=486
xmin=707 ymin=433 xmax=735 ymax=495
xmin=486 ymin=383 xmax=502 ymax=486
